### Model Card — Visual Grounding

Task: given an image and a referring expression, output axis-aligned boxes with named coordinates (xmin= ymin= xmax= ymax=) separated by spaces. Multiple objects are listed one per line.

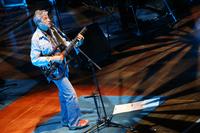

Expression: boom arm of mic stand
xmin=77 ymin=48 xmax=102 ymax=70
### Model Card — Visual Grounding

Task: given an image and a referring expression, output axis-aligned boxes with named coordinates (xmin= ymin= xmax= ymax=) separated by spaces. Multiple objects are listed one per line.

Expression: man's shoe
xmin=69 ymin=119 xmax=89 ymax=130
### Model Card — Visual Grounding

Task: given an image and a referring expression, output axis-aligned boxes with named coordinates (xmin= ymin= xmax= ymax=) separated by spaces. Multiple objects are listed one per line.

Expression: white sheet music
xmin=113 ymin=98 xmax=160 ymax=115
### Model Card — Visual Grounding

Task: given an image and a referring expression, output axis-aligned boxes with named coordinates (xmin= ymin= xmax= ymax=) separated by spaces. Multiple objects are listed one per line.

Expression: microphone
xmin=50 ymin=22 xmax=55 ymax=28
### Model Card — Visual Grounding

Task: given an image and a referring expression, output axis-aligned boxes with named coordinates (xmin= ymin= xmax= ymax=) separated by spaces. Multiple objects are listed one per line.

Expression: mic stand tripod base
xmin=84 ymin=116 xmax=137 ymax=133
xmin=79 ymin=49 xmax=137 ymax=132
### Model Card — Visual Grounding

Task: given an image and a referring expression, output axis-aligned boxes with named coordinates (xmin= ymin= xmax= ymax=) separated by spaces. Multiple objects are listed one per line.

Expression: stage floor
xmin=0 ymin=1 xmax=200 ymax=133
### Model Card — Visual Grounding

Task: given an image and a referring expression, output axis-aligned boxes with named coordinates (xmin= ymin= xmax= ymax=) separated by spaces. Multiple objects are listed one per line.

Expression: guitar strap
xmin=50 ymin=29 xmax=60 ymax=46
xmin=51 ymin=27 xmax=68 ymax=46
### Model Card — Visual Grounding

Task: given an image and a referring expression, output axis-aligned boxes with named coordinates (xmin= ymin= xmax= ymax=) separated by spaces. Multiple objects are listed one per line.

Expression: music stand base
xmin=84 ymin=117 xmax=137 ymax=133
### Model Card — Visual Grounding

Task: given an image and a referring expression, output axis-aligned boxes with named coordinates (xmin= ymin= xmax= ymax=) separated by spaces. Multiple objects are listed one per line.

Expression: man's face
xmin=41 ymin=15 xmax=51 ymax=28
xmin=38 ymin=14 xmax=51 ymax=31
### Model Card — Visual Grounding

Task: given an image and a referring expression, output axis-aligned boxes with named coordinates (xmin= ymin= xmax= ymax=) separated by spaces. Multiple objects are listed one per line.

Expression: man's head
xmin=33 ymin=10 xmax=51 ymax=31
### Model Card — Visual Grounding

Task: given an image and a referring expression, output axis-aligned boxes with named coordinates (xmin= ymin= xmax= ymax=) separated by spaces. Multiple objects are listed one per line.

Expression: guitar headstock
xmin=80 ymin=27 xmax=87 ymax=35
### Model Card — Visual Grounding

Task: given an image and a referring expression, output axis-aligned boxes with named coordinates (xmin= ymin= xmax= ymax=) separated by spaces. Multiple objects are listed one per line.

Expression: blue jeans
xmin=53 ymin=76 xmax=81 ymax=127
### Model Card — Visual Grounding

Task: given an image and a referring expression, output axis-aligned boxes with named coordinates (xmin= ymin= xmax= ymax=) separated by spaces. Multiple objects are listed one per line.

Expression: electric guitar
xmin=40 ymin=27 xmax=87 ymax=80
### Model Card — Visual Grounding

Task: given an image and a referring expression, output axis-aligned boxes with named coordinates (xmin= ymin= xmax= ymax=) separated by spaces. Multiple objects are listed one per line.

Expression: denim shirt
xmin=30 ymin=28 xmax=83 ymax=80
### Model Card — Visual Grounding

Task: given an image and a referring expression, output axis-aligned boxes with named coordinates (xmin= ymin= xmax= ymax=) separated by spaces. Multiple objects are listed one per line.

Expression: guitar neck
xmin=61 ymin=27 xmax=87 ymax=56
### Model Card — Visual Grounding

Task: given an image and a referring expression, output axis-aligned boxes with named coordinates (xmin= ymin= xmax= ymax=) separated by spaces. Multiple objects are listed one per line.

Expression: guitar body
xmin=40 ymin=61 xmax=67 ymax=80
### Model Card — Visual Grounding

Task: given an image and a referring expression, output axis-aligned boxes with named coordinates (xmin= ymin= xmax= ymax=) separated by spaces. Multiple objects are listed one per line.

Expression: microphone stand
xmin=50 ymin=0 xmax=63 ymax=31
xmin=163 ymin=0 xmax=177 ymax=24
xmin=77 ymin=48 xmax=135 ymax=132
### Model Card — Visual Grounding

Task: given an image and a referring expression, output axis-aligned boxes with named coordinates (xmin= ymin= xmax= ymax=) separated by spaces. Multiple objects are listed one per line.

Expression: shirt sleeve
xmin=30 ymin=37 xmax=51 ymax=67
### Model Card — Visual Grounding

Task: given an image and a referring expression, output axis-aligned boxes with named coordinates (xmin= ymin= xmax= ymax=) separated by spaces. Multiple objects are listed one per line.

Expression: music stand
xmin=77 ymin=48 xmax=136 ymax=132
